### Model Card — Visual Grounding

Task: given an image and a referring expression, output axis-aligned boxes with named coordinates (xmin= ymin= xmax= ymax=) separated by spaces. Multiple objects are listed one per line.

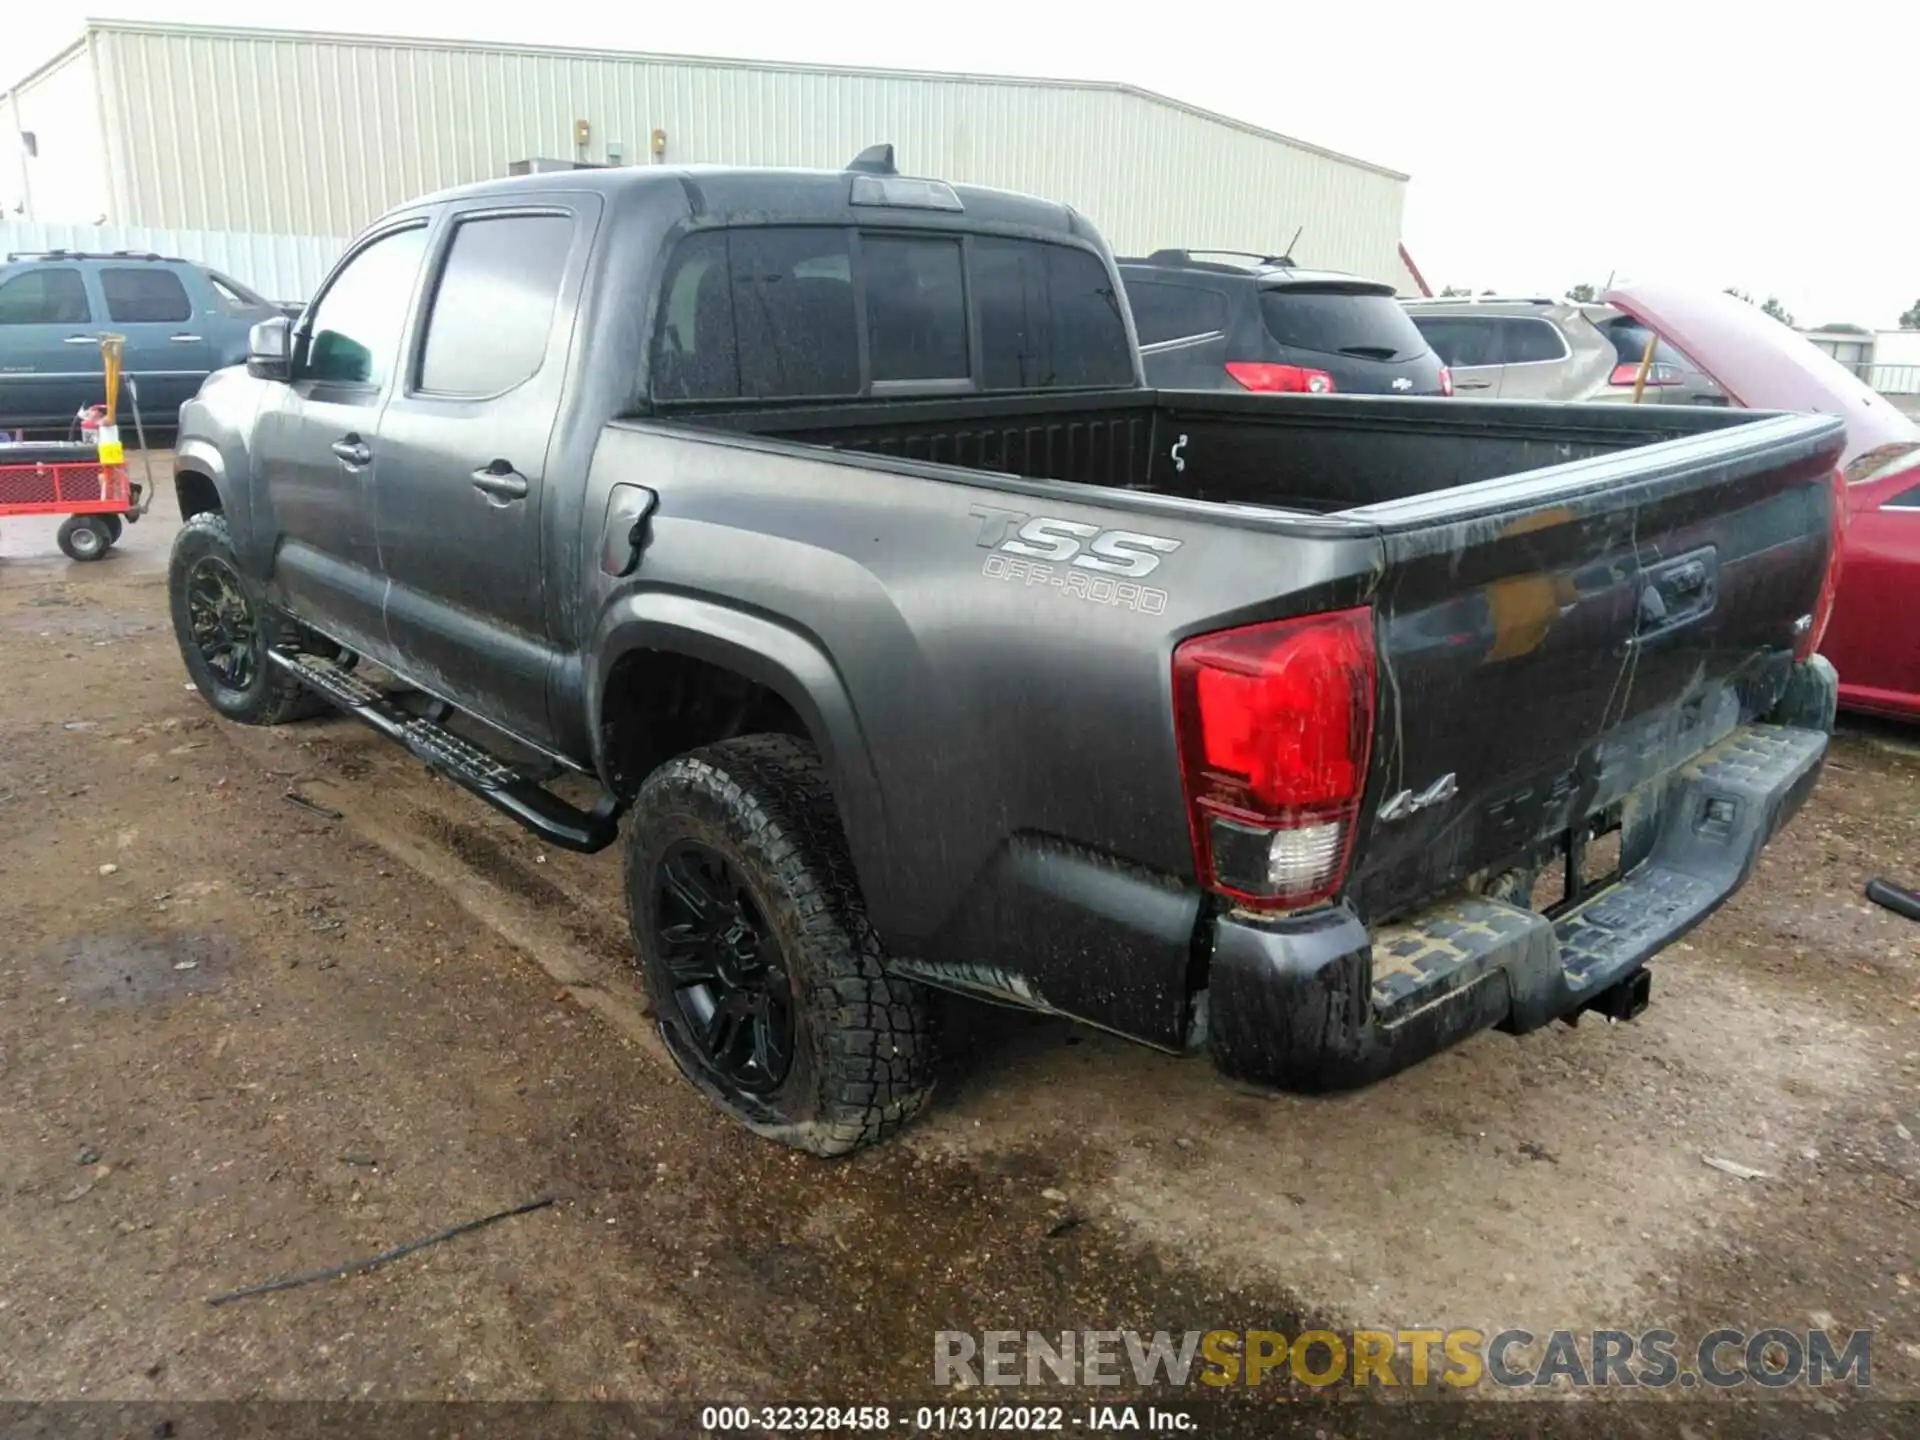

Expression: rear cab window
xmin=0 ymin=267 xmax=91 ymax=324
xmin=1260 ymin=287 xmax=1430 ymax=362
xmin=650 ymin=225 xmax=1131 ymax=401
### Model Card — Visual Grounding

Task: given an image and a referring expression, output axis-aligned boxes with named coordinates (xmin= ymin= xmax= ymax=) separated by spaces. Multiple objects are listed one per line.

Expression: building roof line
xmin=25 ymin=17 xmax=1408 ymax=181
xmin=1 ymin=38 xmax=88 ymax=103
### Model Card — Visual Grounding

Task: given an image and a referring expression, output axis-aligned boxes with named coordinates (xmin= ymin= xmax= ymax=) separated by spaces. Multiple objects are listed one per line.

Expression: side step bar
xmin=269 ymin=649 xmax=622 ymax=854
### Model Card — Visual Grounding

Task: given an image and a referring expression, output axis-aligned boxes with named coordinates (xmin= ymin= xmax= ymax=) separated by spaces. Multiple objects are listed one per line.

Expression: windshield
xmin=1259 ymin=287 xmax=1430 ymax=362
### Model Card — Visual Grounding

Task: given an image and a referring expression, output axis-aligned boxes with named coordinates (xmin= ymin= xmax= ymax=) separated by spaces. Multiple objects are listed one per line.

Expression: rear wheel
xmin=168 ymin=511 xmax=326 ymax=724
xmin=102 ymin=513 xmax=124 ymax=543
xmin=626 ymin=735 xmax=934 ymax=1155
xmin=56 ymin=515 xmax=113 ymax=562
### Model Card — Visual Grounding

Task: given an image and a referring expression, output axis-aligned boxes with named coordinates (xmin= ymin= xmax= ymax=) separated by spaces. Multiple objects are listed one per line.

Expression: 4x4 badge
xmin=1378 ymin=772 xmax=1457 ymax=822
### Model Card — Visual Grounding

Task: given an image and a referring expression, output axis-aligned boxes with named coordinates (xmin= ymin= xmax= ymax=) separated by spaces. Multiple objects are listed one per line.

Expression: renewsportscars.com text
xmin=934 ymin=1327 xmax=1872 ymax=1390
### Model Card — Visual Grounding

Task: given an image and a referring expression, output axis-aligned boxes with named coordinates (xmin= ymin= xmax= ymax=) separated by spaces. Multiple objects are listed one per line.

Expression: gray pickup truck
xmin=167 ymin=150 xmax=1845 ymax=1155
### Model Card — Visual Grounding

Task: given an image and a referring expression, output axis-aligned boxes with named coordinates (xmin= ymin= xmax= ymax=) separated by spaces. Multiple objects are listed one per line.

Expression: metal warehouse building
xmin=5 ymin=20 xmax=1409 ymax=287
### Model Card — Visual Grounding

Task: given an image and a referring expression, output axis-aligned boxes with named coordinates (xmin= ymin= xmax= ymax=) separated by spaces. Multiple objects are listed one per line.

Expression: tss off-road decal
xmin=969 ymin=504 xmax=1182 ymax=615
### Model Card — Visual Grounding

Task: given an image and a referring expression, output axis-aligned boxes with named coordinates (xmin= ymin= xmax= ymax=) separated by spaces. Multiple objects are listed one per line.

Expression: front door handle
xmin=472 ymin=462 xmax=530 ymax=504
xmin=330 ymin=436 xmax=372 ymax=467
xmin=65 ymin=335 xmax=98 ymax=345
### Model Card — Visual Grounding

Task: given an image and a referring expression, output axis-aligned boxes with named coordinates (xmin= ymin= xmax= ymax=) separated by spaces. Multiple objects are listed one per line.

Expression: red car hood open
xmin=1606 ymin=279 xmax=1919 ymax=473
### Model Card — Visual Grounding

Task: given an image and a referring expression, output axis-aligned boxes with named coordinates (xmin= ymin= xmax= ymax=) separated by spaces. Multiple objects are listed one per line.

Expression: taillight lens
xmin=1608 ymin=362 xmax=1681 ymax=387
xmin=1798 ymin=465 xmax=1848 ymax=661
xmin=1438 ymin=367 xmax=1454 ymax=397
xmin=1172 ymin=608 xmax=1376 ymax=911
xmin=1226 ymin=361 xmax=1336 ymax=394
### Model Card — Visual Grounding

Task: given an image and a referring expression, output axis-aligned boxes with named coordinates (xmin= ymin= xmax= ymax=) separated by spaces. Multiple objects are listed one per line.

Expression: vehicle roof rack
xmin=1408 ymin=294 xmax=1562 ymax=306
xmin=846 ymin=143 xmax=898 ymax=175
xmin=5 ymin=248 xmax=183 ymax=264
xmin=1139 ymin=248 xmax=1296 ymax=270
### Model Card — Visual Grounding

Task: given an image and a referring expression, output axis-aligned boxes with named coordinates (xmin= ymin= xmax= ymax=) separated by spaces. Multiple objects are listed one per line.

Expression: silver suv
xmin=1401 ymin=297 xmax=1726 ymax=405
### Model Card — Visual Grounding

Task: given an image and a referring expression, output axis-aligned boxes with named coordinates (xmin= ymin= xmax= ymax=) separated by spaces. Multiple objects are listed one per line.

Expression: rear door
xmin=373 ymin=201 xmax=590 ymax=747
xmin=1126 ymin=277 xmax=1232 ymax=387
xmin=1341 ymin=411 xmax=1846 ymax=922
xmin=1412 ymin=315 xmax=1504 ymax=394
xmin=0 ymin=264 xmax=99 ymax=429
xmin=1486 ymin=315 xmax=1574 ymax=400
xmin=95 ymin=264 xmax=215 ymax=420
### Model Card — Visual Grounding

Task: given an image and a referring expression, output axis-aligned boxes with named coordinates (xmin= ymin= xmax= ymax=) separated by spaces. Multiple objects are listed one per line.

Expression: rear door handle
xmin=169 ymin=333 xmax=203 ymax=343
xmin=472 ymin=462 xmax=530 ymax=504
xmin=330 ymin=436 xmax=372 ymax=468
xmin=1454 ymin=379 xmax=1493 ymax=390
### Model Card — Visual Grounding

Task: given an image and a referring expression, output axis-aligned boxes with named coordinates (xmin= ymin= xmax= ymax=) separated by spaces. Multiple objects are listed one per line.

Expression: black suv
xmin=1120 ymin=250 xmax=1449 ymax=396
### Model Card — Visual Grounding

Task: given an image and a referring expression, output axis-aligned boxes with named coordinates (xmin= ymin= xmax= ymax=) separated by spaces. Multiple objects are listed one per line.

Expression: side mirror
xmin=246 ymin=316 xmax=292 ymax=381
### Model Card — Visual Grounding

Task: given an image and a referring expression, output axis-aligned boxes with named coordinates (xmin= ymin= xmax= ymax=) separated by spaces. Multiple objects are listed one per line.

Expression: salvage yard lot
xmin=2 ymin=488 xmax=1918 ymax=1429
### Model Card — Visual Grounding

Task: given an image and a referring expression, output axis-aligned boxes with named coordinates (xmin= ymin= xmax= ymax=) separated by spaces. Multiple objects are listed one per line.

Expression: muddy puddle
xmin=38 ymin=931 xmax=237 ymax=1007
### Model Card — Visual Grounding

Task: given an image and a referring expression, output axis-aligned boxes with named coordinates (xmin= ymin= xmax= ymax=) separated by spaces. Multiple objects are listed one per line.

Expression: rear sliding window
xmin=651 ymin=226 xmax=1131 ymax=400
xmin=1260 ymin=288 xmax=1428 ymax=362
xmin=1125 ymin=279 xmax=1230 ymax=346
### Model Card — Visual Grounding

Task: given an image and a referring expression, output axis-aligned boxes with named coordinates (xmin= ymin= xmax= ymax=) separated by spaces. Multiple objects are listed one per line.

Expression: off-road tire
xmin=626 ymin=734 xmax=934 ymax=1155
xmin=57 ymin=514 xmax=113 ymax=561
xmin=168 ymin=511 xmax=327 ymax=725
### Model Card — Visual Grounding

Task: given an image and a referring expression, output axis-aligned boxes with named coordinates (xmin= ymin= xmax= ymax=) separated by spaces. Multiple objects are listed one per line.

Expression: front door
xmin=254 ymin=222 xmax=432 ymax=658
xmin=372 ymin=202 xmax=589 ymax=748
xmin=0 ymin=264 xmax=100 ymax=429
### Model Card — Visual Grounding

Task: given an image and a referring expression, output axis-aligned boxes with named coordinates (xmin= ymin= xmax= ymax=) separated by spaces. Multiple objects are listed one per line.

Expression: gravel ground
xmin=2 ymin=484 xmax=1917 ymax=1437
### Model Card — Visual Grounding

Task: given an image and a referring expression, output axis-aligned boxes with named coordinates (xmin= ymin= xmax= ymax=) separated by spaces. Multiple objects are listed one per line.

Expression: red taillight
xmin=1608 ymin=362 xmax=1681 ymax=388
xmin=1799 ymin=465 xmax=1848 ymax=661
xmin=1172 ymin=608 xmax=1376 ymax=911
xmin=1438 ymin=367 xmax=1454 ymax=397
xmin=1226 ymin=361 xmax=1336 ymax=394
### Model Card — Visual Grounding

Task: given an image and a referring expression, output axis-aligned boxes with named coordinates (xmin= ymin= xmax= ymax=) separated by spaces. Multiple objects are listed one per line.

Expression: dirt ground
xmin=2 ymin=482 xmax=1918 ymax=1435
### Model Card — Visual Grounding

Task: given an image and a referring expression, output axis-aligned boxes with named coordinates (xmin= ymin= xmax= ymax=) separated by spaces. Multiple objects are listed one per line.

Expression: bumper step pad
xmin=269 ymin=649 xmax=620 ymax=853
xmin=1366 ymin=722 xmax=1828 ymax=1029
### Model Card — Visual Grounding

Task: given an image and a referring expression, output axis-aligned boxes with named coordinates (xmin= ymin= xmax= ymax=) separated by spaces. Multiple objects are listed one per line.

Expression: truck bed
xmin=668 ymin=388 xmax=1760 ymax=514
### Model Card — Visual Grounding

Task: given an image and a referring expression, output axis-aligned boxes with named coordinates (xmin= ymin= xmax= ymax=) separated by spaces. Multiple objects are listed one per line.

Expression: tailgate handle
xmin=1635 ymin=549 xmax=1717 ymax=639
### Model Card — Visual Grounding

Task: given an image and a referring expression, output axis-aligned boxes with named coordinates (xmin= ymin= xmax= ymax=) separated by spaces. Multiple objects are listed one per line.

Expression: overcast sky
xmin=11 ymin=1 xmax=1918 ymax=327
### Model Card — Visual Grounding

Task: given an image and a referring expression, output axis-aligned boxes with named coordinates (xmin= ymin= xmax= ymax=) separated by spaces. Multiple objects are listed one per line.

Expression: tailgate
xmin=1340 ymin=410 xmax=1846 ymax=921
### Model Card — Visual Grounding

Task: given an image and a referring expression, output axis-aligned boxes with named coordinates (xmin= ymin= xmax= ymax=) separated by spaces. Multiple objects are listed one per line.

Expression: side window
xmin=418 ymin=213 xmax=573 ymax=396
xmin=0 ymin=268 xmax=90 ymax=325
xmin=298 ymin=225 xmax=430 ymax=387
xmin=652 ymin=227 xmax=859 ymax=401
xmin=100 ymin=267 xmax=192 ymax=324
xmin=1127 ymin=280 xmax=1229 ymax=346
xmin=1501 ymin=317 xmax=1568 ymax=365
xmin=974 ymin=238 xmax=1132 ymax=390
xmin=1414 ymin=317 xmax=1503 ymax=369
xmin=209 ymin=272 xmax=270 ymax=314
xmin=1888 ymin=483 xmax=1920 ymax=510
xmin=862 ymin=234 xmax=968 ymax=383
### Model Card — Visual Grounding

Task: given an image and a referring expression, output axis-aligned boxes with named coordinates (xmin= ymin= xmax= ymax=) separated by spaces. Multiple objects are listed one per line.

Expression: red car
xmin=1609 ymin=282 xmax=1920 ymax=722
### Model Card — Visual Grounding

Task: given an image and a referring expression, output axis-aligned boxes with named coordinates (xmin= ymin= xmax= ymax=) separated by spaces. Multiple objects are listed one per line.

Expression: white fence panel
xmin=0 ymin=222 xmax=345 ymax=301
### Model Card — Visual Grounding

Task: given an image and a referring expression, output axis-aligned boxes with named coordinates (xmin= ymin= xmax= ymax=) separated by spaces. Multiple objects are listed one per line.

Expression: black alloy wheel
xmin=654 ymin=840 xmax=795 ymax=1094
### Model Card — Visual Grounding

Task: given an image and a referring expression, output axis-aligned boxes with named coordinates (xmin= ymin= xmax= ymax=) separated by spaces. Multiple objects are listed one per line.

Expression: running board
xmin=269 ymin=649 xmax=622 ymax=854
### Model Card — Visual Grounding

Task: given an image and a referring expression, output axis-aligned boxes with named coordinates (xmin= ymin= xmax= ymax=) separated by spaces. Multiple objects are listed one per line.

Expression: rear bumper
xmin=1205 ymin=662 xmax=1835 ymax=1091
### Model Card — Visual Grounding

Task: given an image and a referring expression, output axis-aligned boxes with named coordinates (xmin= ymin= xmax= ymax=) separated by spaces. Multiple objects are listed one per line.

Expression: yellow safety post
xmin=97 ymin=333 xmax=126 ymax=465
xmin=1629 ymin=329 xmax=1657 ymax=405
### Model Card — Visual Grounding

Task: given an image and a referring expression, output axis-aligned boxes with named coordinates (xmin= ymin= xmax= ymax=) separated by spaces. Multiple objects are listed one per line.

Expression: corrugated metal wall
xmin=0 ymin=221 xmax=345 ymax=300
xmin=85 ymin=23 xmax=1408 ymax=284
